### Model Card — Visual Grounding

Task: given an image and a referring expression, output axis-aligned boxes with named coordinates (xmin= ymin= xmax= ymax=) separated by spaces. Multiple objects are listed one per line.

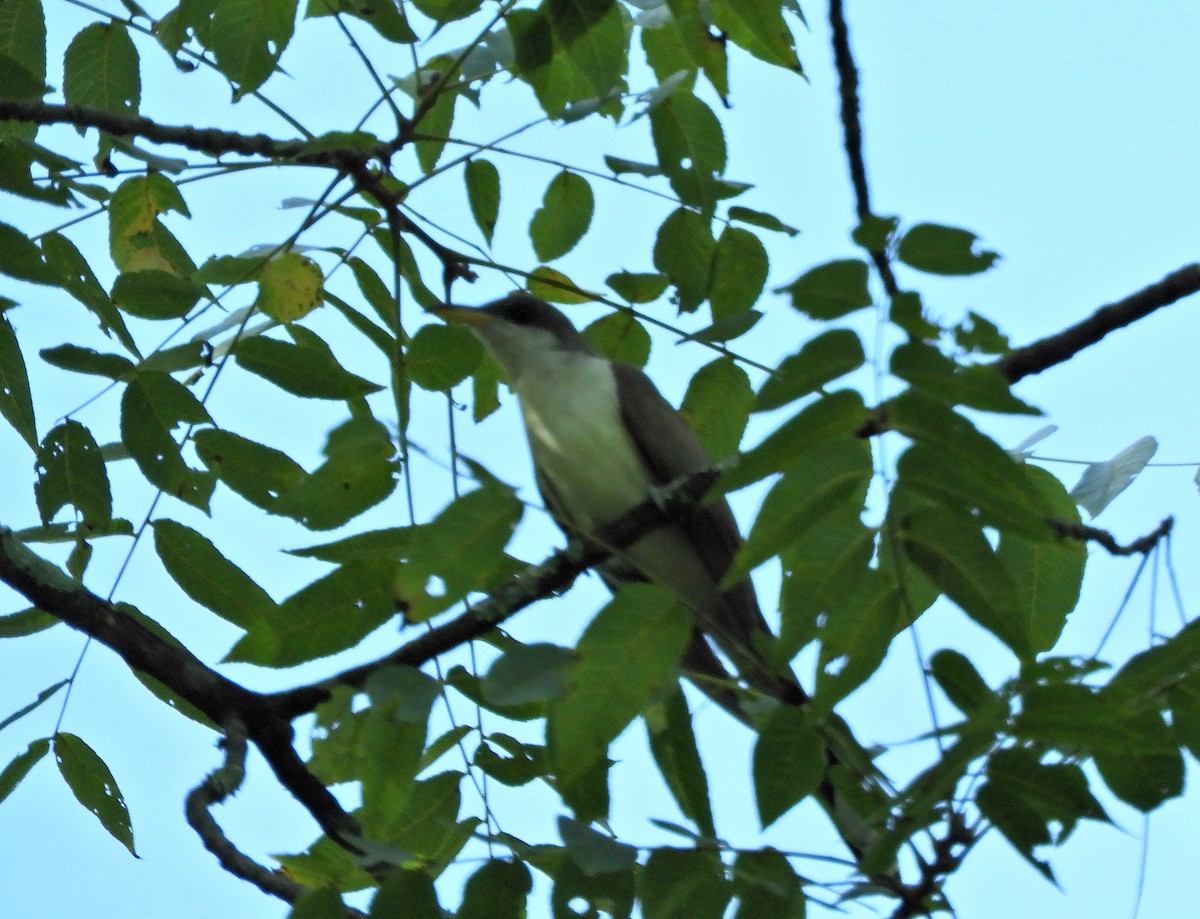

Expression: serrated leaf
xmin=369 ymin=868 xmax=442 ymax=919
xmin=1069 ymin=436 xmax=1157 ymax=518
xmin=753 ymin=706 xmax=824 ymax=827
xmin=640 ymin=847 xmax=730 ymax=919
xmin=679 ymin=358 xmax=751 ymax=460
xmin=0 ymin=0 xmax=47 ymax=96
xmin=559 ymin=818 xmax=638 ymax=876
xmin=272 ymin=418 xmax=399 ymax=531
xmin=465 ymin=158 xmax=500 ymax=244
xmin=708 ymin=226 xmax=767 ymax=318
xmin=40 ymin=344 xmax=134 ymax=380
xmin=754 ymin=329 xmax=865 ymax=412
xmin=63 ymin=22 xmax=139 ymax=117
xmin=653 ymin=207 xmax=715 ymax=311
xmin=603 ymin=155 xmax=661 ymax=177
xmin=649 ymin=91 xmax=727 ymax=216
xmin=582 ymin=311 xmax=651 ymax=367
xmin=457 ymin=858 xmax=532 ymax=919
xmin=929 ymin=649 xmax=994 ymax=715
xmin=235 ymin=330 xmax=383 ymax=399
xmin=54 ymin=732 xmax=136 ymax=855
xmin=120 ymin=371 xmax=214 ymax=510
xmin=549 ymin=584 xmax=691 ymax=788
xmin=0 ymin=221 xmax=56 ymax=284
xmin=0 ymin=311 xmax=36 ymax=449
xmin=415 ymin=75 xmax=456 ymax=173
xmin=813 ymin=570 xmax=902 ymax=707
xmin=731 ymin=848 xmax=805 ymax=919
xmin=193 ymin=428 xmax=306 ymax=511
xmin=709 ymin=0 xmax=800 ymax=70
xmin=527 ymin=266 xmax=597 ymax=303
xmin=727 ymin=206 xmax=798 ymax=237
xmin=306 ymin=0 xmax=417 ymax=43
xmin=0 ymin=738 xmax=50 ymax=806
xmin=151 ymin=519 xmax=276 ymax=631
xmin=731 ymin=436 xmax=873 ymax=582
xmin=645 ymin=687 xmax=714 ymax=838
xmin=206 ymin=0 xmax=297 ymax=98
xmin=530 ymin=170 xmax=594 ymax=261
xmin=897 ymin=223 xmax=998 ymax=275
xmin=111 ymin=269 xmax=202 ymax=320
xmin=900 ymin=507 xmax=1027 ymax=657
xmin=34 ymin=421 xmax=111 ymax=526
xmin=777 ymin=258 xmax=871 ymax=320
xmin=606 ymin=271 xmax=669 ymax=304
xmin=484 ymin=643 xmax=574 ymax=706
xmin=255 ymin=252 xmax=323 ymax=323
xmin=408 ymin=323 xmax=484 ymax=391
xmin=40 ymin=233 xmax=138 ymax=354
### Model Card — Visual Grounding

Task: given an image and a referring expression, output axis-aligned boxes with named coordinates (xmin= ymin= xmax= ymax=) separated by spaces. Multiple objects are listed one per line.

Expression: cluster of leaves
xmin=0 ymin=0 xmax=1195 ymax=917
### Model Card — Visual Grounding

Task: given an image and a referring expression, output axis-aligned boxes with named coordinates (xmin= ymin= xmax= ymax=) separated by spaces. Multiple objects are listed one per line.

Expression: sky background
xmin=2 ymin=2 xmax=1200 ymax=918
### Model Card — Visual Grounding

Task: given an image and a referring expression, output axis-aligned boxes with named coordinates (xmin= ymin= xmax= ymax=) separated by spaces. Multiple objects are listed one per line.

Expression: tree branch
xmin=0 ymin=527 xmax=360 ymax=849
xmin=996 ymin=264 xmax=1200 ymax=382
xmin=1050 ymin=515 xmax=1173 ymax=556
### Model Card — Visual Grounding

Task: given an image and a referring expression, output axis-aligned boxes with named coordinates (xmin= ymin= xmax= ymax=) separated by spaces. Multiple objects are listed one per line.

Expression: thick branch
xmin=0 ymin=527 xmax=359 ymax=847
xmin=996 ymin=265 xmax=1200 ymax=382
xmin=270 ymin=468 xmax=723 ymax=717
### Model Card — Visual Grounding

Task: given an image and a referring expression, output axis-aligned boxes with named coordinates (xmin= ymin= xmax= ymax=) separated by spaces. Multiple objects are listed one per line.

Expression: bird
xmin=432 ymin=292 xmax=884 ymax=858
xmin=432 ymin=292 xmax=801 ymax=714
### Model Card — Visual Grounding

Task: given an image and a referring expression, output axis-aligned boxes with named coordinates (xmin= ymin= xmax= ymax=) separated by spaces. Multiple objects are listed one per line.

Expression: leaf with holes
xmin=120 ymin=372 xmax=214 ymax=510
xmin=54 ymin=733 xmax=136 ymax=855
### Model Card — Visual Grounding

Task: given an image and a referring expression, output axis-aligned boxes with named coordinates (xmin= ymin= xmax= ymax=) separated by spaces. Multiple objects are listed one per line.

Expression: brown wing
xmin=611 ymin=363 xmax=775 ymax=646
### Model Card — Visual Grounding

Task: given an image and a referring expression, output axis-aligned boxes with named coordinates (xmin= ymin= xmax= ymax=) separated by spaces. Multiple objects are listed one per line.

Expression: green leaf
xmin=484 ymin=643 xmax=574 ymax=707
xmin=527 ymin=266 xmax=597 ymax=303
xmin=206 ymin=0 xmax=297 ymax=98
xmin=890 ymin=340 xmax=1038 ymax=415
xmin=549 ymin=585 xmax=691 ymax=788
xmin=640 ymin=848 xmax=730 ymax=919
xmin=897 ymin=223 xmax=998 ymax=276
xmin=929 ymin=649 xmax=995 ymax=715
xmin=229 ymin=557 xmax=397 ymax=667
xmin=727 ymin=206 xmax=798 ymax=237
xmin=679 ymin=358 xmax=751 ymax=460
xmin=368 ymin=869 xmax=442 ymax=919
xmin=731 ymin=436 xmax=873 ymax=583
xmin=394 ymin=482 xmax=523 ymax=620
xmin=0 ymin=0 xmax=46 ymax=97
xmin=777 ymin=258 xmax=871 ymax=320
xmin=272 ymin=417 xmax=399 ymax=531
xmin=193 ymin=428 xmax=306 ymax=511
xmin=530 ymin=170 xmax=594 ymax=261
xmin=408 ymin=322 xmax=484 ymax=391
xmin=305 ymin=0 xmax=417 ymax=43
xmin=708 ymin=226 xmax=768 ymax=317
xmin=582 ymin=311 xmax=651 ymax=367
xmin=0 ymin=220 xmax=56 ymax=284
xmin=465 ymin=158 xmax=500 ymax=245
xmin=606 ymin=271 xmax=670 ymax=304
xmin=644 ymin=0 xmax=728 ymax=101
xmin=653 ymin=207 xmax=715 ymax=312
xmin=559 ymin=817 xmax=638 ymax=876
xmin=719 ymin=389 xmax=870 ymax=494
xmin=0 ymin=738 xmax=50 ymax=806
xmin=34 ymin=421 xmax=112 ymax=526
xmin=415 ymin=75 xmax=456 ymax=173
xmin=709 ymin=0 xmax=800 ymax=70
xmin=40 ymin=344 xmax=134 ymax=380
xmin=752 ymin=706 xmax=825 ymax=827
xmin=813 ymin=569 xmax=903 ymax=707
xmin=256 ymin=252 xmax=323 ymax=323
xmin=1093 ymin=708 xmax=1184 ymax=812
xmin=235 ymin=330 xmax=383 ymax=399
xmin=0 ymin=680 xmax=67 ymax=733
xmin=900 ymin=507 xmax=1027 ymax=658
xmin=289 ymin=887 xmax=347 ymax=919
xmin=0 ymin=311 xmax=36 ymax=449
xmin=603 ymin=155 xmax=662 ymax=177
xmin=730 ymin=848 xmax=805 ymax=919
xmin=645 ymin=687 xmax=714 ymax=838
xmin=408 ymin=0 xmax=481 ymax=25
xmin=120 ymin=371 xmax=214 ymax=510
xmin=457 ymin=858 xmax=532 ymax=919
xmin=650 ymin=91 xmax=727 ymax=217
xmin=475 ymin=733 xmax=547 ymax=784
xmin=40 ymin=233 xmax=138 ymax=354
xmin=1069 ymin=435 xmax=1157 ymax=518
xmin=754 ymin=329 xmax=865 ymax=412
xmin=54 ymin=732 xmax=136 ymax=855
xmin=684 ymin=310 xmax=762 ymax=344
xmin=0 ymin=608 xmax=58 ymax=638
xmin=151 ymin=520 xmax=276 ymax=631
xmin=111 ymin=269 xmax=202 ymax=320
xmin=63 ymin=23 xmax=140 ymax=116
xmin=288 ymin=526 xmax=412 ymax=564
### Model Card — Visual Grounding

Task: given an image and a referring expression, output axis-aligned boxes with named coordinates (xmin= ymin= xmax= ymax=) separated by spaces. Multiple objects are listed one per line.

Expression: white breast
xmin=514 ymin=353 xmax=651 ymax=531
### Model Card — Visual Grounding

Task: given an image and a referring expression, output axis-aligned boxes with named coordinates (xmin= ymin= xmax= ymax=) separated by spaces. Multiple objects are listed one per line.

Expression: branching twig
xmin=995 ymin=265 xmax=1200 ymax=382
xmin=1050 ymin=516 xmax=1173 ymax=556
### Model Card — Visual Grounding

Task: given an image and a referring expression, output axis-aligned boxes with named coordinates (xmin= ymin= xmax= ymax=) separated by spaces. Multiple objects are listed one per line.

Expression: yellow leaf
xmin=256 ymin=253 xmax=324 ymax=322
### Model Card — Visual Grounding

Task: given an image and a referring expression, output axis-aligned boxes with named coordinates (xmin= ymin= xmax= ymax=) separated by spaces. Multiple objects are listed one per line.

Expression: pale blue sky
xmin=1 ymin=3 xmax=1199 ymax=918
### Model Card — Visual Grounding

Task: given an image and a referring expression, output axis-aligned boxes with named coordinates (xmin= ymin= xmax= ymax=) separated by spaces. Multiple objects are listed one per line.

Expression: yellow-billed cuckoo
xmin=434 ymin=293 xmax=883 ymax=857
xmin=433 ymin=293 xmax=801 ymax=714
